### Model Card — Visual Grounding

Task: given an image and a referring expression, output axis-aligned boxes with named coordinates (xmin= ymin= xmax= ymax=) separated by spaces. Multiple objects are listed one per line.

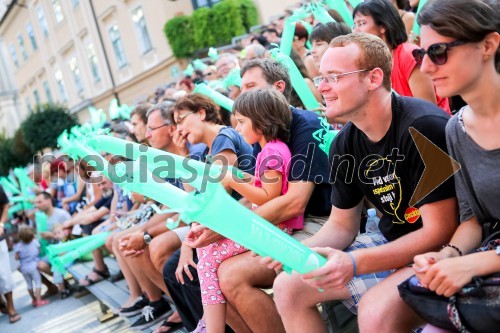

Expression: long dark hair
xmin=353 ymin=0 xmax=407 ymax=49
xmin=418 ymin=0 xmax=500 ymax=72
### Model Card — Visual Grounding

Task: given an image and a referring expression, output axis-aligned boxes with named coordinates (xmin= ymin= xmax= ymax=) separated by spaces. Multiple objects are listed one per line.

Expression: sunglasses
xmin=412 ymin=41 xmax=466 ymax=65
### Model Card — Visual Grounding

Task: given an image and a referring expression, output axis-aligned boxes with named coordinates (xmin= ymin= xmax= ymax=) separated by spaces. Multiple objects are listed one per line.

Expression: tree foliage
xmin=21 ymin=103 xmax=78 ymax=152
xmin=164 ymin=0 xmax=259 ymax=58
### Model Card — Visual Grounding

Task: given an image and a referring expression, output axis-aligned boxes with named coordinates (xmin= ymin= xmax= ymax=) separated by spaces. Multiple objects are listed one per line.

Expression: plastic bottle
xmin=366 ymin=208 xmax=380 ymax=233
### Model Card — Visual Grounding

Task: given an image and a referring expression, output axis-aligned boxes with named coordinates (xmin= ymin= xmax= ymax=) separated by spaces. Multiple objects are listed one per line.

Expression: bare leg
xmin=357 ymin=267 xmax=423 ymax=333
xmin=219 ymin=252 xmax=285 ymax=333
xmin=204 ymin=304 xmax=226 ymax=333
xmin=149 ymin=231 xmax=181 ymax=273
xmin=37 ymin=261 xmax=58 ymax=294
xmin=28 ymin=289 xmax=35 ymax=303
xmin=112 ymin=232 xmax=142 ymax=306
xmin=273 ymin=269 xmax=351 ymax=333
xmin=226 ymin=303 xmax=252 ymax=333
xmin=35 ymin=288 xmax=42 ymax=303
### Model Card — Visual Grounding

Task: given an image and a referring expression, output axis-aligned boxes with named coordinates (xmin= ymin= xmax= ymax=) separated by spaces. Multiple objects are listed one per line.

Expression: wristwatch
xmin=0 ymin=223 xmax=4 ymax=228
xmin=143 ymin=231 xmax=153 ymax=245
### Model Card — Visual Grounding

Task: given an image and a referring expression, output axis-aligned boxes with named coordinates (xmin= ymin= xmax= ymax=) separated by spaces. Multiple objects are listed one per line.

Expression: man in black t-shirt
xmin=272 ymin=33 xmax=458 ymax=333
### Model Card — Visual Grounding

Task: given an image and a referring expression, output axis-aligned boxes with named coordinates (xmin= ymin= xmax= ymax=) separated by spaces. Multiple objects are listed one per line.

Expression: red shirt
xmin=391 ymin=43 xmax=450 ymax=114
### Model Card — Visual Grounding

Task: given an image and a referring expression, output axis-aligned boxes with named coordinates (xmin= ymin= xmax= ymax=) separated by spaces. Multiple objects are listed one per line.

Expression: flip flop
xmin=154 ymin=320 xmax=184 ymax=333
xmin=79 ymin=267 xmax=110 ymax=287
xmin=9 ymin=312 xmax=21 ymax=324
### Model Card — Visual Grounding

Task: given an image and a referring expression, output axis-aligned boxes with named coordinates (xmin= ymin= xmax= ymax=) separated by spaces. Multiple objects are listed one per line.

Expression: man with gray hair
xmin=243 ymin=43 xmax=266 ymax=62
xmin=215 ymin=53 xmax=240 ymax=78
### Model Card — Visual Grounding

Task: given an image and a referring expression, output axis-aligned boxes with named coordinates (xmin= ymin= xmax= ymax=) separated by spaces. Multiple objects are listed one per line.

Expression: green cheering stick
xmin=185 ymin=182 xmax=328 ymax=274
xmin=46 ymin=234 xmax=102 ymax=259
xmin=310 ymin=3 xmax=335 ymax=24
xmin=193 ymin=83 xmax=234 ymax=112
xmin=269 ymin=48 xmax=320 ymax=111
xmin=410 ymin=0 xmax=429 ymax=43
xmin=323 ymin=0 xmax=354 ymax=27
xmin=51 ymin=232 xmax=111 ymax=274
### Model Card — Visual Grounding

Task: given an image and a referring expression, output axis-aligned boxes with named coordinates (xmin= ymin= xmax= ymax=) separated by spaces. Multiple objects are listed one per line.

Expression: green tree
xmin=21 ymin=103 xmax=78 ymax=152
xmin=0 ymin=129 xmax=36 ymax=176
xmin=164 ymin=16 xmax=195 ymax=58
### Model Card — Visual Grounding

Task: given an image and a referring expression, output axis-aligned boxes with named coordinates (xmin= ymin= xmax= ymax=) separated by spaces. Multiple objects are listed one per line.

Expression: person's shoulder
xmin=54 ymin=207 xmax=70 ymax=216
xmin=445 ymin=107 xmax=464 ymax=139
xmin=291 ymin=107 xmax=320 ymax=126
xmin=396 ymin=95 xmax=450 ymax=126
xmin=329 ymin=122 xmax=355 ymax=155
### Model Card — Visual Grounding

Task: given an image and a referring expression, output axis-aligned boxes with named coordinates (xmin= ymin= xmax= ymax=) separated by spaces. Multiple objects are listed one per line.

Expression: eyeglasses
xmin=203 ymin=72 xmax=213 ymax=77
xmin=313 ymin=69 xmax=371 ymax=87
xmin=146 ymin=123 xmax=171 ymax=132
xmin=352 ymin=21 xmax=367 ymax=30
xmin=175 ymin=111 xmax=194 ymax=125
xmin=412 ymin=41 xmax=466 ymax=66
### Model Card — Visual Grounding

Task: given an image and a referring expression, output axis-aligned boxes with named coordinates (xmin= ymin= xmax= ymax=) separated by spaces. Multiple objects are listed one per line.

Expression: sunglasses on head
xmin=412 ymin=40 xmax=466 ymax=65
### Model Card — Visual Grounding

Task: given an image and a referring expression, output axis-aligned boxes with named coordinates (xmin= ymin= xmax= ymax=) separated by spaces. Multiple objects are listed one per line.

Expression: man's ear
xmin=367 ymin=68 xmax=385 ymax=90
xmin=273 ymin=80 xmax=286 ymax=94
xmin=198 ymin=109 xmax=206 ymax=121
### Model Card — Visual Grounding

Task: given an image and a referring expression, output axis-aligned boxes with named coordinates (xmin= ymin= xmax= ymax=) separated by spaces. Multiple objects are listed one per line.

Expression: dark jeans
xmin=163 ymin=248 xmax=234 ymax=333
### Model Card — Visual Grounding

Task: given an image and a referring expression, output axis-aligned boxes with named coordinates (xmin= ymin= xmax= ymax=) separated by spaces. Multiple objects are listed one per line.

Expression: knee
xmin=149 ymin=239 xmax=163 ymax=272
xmin=218 ymin=260 xmax=243 ymax=294
xmin=357 ymin=289 xmax=386 ymax=332
xmin=272 ymin=273 xmax=297 ymax=313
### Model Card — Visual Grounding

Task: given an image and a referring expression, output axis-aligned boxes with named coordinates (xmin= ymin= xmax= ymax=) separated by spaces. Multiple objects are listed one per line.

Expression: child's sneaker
xmin=60 ymin=289 xmax=72 ymax=299
xmin=31 ymin=299 xmax=37 ymax=307
xmin=35 ymin=299 xmax=50 ymax=307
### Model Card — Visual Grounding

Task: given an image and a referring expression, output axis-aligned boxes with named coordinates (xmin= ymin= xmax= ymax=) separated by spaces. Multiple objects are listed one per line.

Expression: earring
xmin=484 ymin=55 xmax=491 ymax=61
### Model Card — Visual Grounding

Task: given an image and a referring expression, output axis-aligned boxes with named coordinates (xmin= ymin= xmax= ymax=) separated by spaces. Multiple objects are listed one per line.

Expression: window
xmin=86 ymin=43 xmax=101 ymax=82
xmin=26 ymin=23 xmax=38 ymax=51
xmin=109 ymin=25 xmax=127 ymax=68
xmin=17 ymin=35 xmax=28 ymax=60
xmin=25 ymin=96 xmax=33 ymax=113
xmin=54 ymin=70 xmax=68 ymax=102
xmin=51 ymin=0 xmax=64 ymax=23
xmin=132 ymin=6 xmax=152 ymax=54
xmin=9 ymin=44 xmax=18 ymax=67
xmin=37 ymin=6 xmax=49 ymax=37
xmin=69 ymin=57 xmax=84 ymax=93
xmin=192 ymin=0 xmax=220 ymax=9
xmin=71 ymin=0 xmax=79 ymax=7
xmin=34 ymin=89 xmax=41 ymax=106
xmin=43 ymin=81 xmax=53 ymax=103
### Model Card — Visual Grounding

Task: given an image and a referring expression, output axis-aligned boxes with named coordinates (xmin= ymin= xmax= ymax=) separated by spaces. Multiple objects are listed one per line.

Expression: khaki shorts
xmin=292 ymin=215 xmax=328 ymax=241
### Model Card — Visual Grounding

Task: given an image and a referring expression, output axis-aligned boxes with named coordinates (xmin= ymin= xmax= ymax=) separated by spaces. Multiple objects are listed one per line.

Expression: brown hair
xmin=130 ymin=103 xmax=152 ymax=124
xmin=174 ymin=94 xmax=222 ymax=124
xmin=330 ymin=33 xmax=392 ymax=91
xmin=18 ymin=227 xmax=35 ymax=244
xmin=233 ymin=88 xmax=291 ymax=143
xmin=418 ymin=0 xmax=500 ymax=73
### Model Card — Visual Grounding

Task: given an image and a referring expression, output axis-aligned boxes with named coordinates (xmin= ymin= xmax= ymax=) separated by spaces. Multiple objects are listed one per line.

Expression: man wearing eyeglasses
xmin=272 ymin=32 xmax=458 ymax=333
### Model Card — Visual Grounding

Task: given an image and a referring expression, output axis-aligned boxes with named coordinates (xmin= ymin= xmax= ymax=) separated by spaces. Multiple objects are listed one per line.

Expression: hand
xmin=185 ymin=223 xmax=223 ymax=248
xmin=259 ymin=255 xmax=284 ymax=274
xmin=40 ymin=231 xmax=53 ymax=240
xmin=412 ymin=251 xmax=442 ymax=283
xmin=63 ymin=220 xmax=73 ymax=229
xmin=0 ymin=225 xmax=4 ymax=237
xmin=312 ymin=104 xmax=327 ymax=117
xmin=119 ymin=232 xmax=145 ymax=253
xmin=300 ymin=247 xmax=355 ymax=290
xmin=421 ymin=256 xmax=476 ymax=297
xmin=173 ymin=129 xmax=190 ymax=157
xmin=175 ymin=243 xmax=197 ymax=284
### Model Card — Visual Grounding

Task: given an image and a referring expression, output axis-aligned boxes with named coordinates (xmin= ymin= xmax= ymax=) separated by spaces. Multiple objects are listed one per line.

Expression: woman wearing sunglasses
xmin=353 ymin=0 xmax=450 ymax=113
xmin=410 ymin=0 xmax=499 ymax=332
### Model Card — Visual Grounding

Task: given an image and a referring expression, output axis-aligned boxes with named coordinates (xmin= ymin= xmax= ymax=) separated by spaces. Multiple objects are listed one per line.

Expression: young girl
xmin=191 ymin=89 xmax=303 ymax=333
xmin=14 ymin=227 xmax=49 ymax=307
xmin=409 ymin=0 xmax=500 ymax=332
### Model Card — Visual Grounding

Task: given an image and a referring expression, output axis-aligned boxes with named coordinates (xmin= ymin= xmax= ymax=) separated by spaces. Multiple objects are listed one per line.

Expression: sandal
xmin=79 ymin=267 xmax=110 ymax=287
xmin=153 ymin=320 xmax=184 ymax=333
xmin=9 ymin=312 xmax=21 ymax=324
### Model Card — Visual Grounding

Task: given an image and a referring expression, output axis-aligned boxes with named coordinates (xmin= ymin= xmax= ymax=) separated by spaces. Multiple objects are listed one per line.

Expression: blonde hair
xmin=330 ymin=33 xmax=393 ymax=91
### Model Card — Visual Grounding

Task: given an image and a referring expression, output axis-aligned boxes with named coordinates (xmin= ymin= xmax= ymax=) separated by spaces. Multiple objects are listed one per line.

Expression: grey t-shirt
xmin=445 ymin=108 xmax=500 ymax=223
xmin=14 ymin=239 xmax=40 ymax=273
xmin=47 ymin=208 xmax=71 ymax=231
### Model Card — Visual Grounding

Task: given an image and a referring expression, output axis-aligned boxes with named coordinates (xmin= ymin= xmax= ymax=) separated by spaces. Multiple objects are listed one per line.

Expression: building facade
xmin=0 ymin=0 xmax=193 ymax=127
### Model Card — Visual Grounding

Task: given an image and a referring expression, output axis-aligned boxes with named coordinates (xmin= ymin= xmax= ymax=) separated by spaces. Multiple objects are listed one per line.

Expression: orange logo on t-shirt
xmin=404 ymin=207 xmax=420 ymax=223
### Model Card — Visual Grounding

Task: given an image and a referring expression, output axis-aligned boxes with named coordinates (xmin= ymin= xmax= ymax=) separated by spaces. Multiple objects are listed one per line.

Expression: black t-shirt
xmin=94 ymin=194 xmax=113 ymax=210
xmin=329 ymin=94 xmax=455 ymax=241
xmin=0 ymin=185 xmax=8 ymax=241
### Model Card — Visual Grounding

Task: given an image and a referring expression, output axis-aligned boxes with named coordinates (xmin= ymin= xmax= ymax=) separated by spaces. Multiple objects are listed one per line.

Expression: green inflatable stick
xmin=46 ymin=234 xmax=104 ymax=259
xmin=310 ymin=3 xmax=335 ymax=24
xmin=8 ymin=203 xmax=24 ymax=218
xmin=108 ymin=99 xmax=120 ymax=120
xmin=193 ymin=59 xmax=208 ymax=71
xmin=323 ymin=0 xmax=354 ymax=27
xmin=208 ymin=47 xmax=218 ymax=62
xmin=410 ymin=0 xmax=429 ymax=40
xmin=51 ymin=232 xmax=111 ymax=274
xmin=183 ymin=64 xmax=194 ymax=77
xmin=86 ymin=134 xmax=243 ymax=192
xmin=280 ymin=18 xmax=296 ymax=56
xmin=222 ymin=68 xmax=242 ymax=89
xmin=193 ymin=83 xmax=234 ymax=112
xmin=35 ymin=211 xmax=49 ymax=257
xmin=269 ymin=48 xmax=320 ymax=111
xmin=347 ymin=0 xmax=362 ymax=8
xmin=185 ymin=183 xmax=327 ymax=274
xmin=10 ymin=196 xmax=34 ymax=203
xmin=0 ymin=177 xmax=20 ymax=195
